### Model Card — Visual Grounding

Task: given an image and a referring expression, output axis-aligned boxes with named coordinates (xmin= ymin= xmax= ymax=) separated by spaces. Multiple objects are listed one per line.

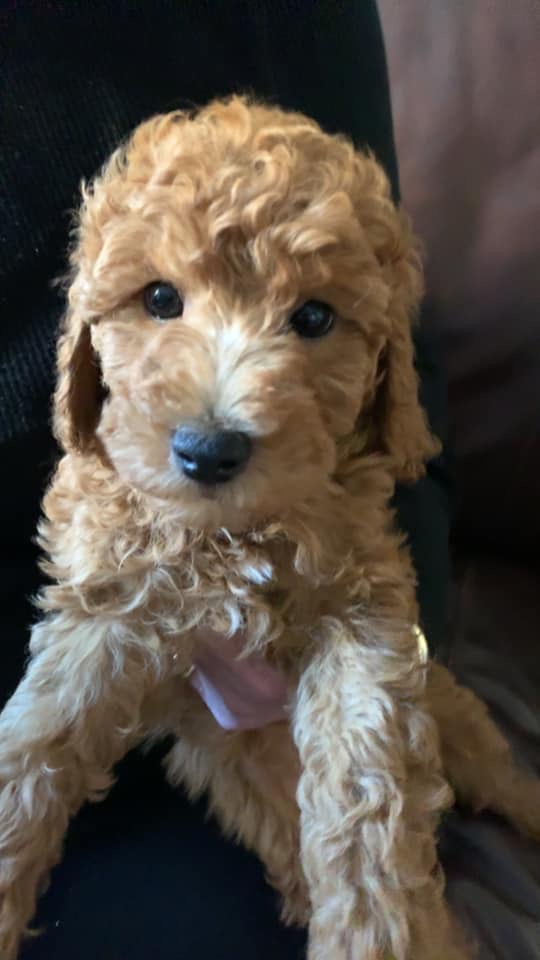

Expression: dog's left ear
xmin=358 ymin=158 xmax=440 ymax=482
xmin=374 ymin=269 xmax=440 ymax=483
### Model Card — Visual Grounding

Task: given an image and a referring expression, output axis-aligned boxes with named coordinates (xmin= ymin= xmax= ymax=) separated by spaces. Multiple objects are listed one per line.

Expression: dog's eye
xmin=143 ymin=282 xmax=183 ymax=321
xmin=289 ymin=300 xmax=335 ymax=339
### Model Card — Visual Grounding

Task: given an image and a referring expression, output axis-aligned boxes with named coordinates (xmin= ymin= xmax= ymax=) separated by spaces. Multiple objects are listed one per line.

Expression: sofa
xmin=379 ymin=1 xmax=540 ymax=955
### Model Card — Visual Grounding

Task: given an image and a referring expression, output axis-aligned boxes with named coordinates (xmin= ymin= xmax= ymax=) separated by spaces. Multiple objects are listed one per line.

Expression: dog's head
xmin=55 ymin=97 xmax=437 ymax=529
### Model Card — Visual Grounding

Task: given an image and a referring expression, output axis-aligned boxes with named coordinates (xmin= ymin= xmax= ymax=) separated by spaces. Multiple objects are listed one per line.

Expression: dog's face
xmin=56 ymin=98 xmax=436 ymax=529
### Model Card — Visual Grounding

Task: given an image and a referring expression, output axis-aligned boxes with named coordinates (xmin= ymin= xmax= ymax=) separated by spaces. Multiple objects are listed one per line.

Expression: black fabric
xmin=20 ymin=745 xmax=308 ymax=960
xmin=1 ymin=2 xmax=450 ymax=957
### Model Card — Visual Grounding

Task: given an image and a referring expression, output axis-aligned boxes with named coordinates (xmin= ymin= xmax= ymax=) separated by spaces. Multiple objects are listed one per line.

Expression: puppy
xmin=1 ymin=97 xmax=538 ymax=960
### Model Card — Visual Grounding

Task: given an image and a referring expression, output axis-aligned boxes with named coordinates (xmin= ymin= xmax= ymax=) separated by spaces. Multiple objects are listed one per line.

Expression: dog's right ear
xmin=53 ymin=167 xmax=115 ymax=455
xmin=53 ymin=306 xmax=104 ymax=455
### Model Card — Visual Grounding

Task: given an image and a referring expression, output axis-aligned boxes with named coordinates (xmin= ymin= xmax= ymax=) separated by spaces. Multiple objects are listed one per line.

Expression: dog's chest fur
xmin=39 ymin=455 xmax=359 ymax=668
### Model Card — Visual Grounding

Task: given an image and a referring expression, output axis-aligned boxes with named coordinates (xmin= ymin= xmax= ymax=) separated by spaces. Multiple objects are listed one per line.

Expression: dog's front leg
xmin=0 ymin=612 xmax=161 ymax=960
xmin=293 ymin=622 xmax=468 ymax=960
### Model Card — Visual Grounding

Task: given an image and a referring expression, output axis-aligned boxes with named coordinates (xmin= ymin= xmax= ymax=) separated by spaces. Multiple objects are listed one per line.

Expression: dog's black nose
xmin=171 ymin=427 xmax=252 ymax=485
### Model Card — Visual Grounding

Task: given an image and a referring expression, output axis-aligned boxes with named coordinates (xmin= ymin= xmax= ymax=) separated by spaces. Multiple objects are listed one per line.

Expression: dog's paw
xmin=0 ymin=838 xmax=44 ymax=960
xmin=493 ymin=773 xmax=540 ymax=841
xmin=0 ymin=894 xmax=26 ymax=960
xmin=279 ymin=882 xmax=311 ymax=928
xmin=308 ymin=926 xmax=367 ymax=960
xmin=308 ymin=922 xmax=400 ymax=960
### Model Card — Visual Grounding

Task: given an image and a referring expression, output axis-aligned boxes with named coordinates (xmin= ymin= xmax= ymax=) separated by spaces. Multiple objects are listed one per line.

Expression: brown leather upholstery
xmin=379 ymin=2 xmax=540 ymax=956
xmin=381 ymin=0 xmax=540 ymax=552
